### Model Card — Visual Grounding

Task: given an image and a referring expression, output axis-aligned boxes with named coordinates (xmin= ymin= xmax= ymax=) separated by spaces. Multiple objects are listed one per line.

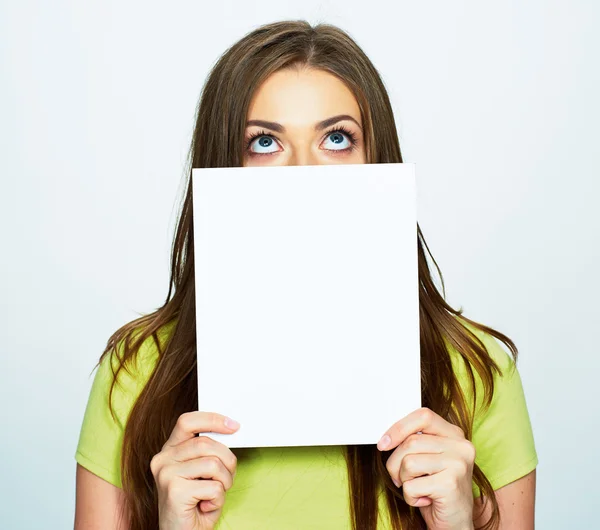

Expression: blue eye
xmin=322 ymin=131 xmax=352 ymax=151
xmin=249 ymin=135 xmax=280 ymax=154
xmin=321 ymin=125 xmax=359 ymax=152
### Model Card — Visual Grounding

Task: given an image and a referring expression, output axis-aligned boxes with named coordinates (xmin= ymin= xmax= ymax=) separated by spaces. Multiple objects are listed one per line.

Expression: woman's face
xmin=243 ymin=67 xmax=367 ymax=166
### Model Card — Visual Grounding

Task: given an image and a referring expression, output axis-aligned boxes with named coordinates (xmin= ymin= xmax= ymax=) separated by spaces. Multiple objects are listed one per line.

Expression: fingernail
xmin=224 ymin=417 xmax=240 ymax=429
xmin=392 ymin=478 xmax=400 ymax=488
xmin=377 ymin=434 xmax=391 ymax=450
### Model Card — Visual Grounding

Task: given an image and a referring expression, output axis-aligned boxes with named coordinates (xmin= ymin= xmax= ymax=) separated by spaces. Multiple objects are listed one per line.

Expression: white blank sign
xmin=192 ymin=162 xmax=421 ymax=448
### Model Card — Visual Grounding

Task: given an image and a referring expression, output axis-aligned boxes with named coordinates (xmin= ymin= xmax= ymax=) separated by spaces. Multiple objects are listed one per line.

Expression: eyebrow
xmin=245 ymin=114 xmax=361 ymax=133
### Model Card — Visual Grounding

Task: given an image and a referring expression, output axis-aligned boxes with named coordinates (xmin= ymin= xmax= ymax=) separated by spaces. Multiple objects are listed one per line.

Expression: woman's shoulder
xmin=445 ymin=316 xmax=518 ymax=408
xmin=98 ymin=320 xmax=173 ymax=417
xmin=446 ymin=316 xmax=538 ymax=493
xmin=111 ymin=319 xmax=176 ymax=388
xmin=75 ymin=318 xmax=177 ymax=487
xmin=450 ymin=316 xmax=515 ymax=372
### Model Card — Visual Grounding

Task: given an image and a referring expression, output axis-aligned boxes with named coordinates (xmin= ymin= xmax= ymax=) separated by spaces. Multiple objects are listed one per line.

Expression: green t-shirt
xmin=75 ymin=319 xmax=538 ymax=529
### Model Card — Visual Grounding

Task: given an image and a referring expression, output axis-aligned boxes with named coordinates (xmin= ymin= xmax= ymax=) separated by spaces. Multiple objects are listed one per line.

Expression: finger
xmin=401 ymin=473 xmax=436 ymax=506
xmin=164 ymin=411 xmax=240 ymax=448
xmin=388 ymin=435 xmax=476 ymax=471
xmin=385 ymin=434 xmax=445 ymax=485
xmin=191 ymin=480 xmax=225 ymax=514
xmin=398 ymin=453 xmax=445 ymax=486
xmin=402 ymin=469 xmax=459 ymax=506
xmin=168 ymin=435 xmax=238 ymax=477
xmin=168 ymin=477 xmax=225 ymax=513
xmin=167 ymin=455 xmax=234 ymax=491
xmin=199 ymin=494 xmax=225 ymax=514
xmin=377 ymin=408 xmax=465 ymax=452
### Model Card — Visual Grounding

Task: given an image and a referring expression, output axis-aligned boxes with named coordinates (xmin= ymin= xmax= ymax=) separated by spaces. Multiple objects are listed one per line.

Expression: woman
xmin=74 ymin=20 xmax=537 ymax=530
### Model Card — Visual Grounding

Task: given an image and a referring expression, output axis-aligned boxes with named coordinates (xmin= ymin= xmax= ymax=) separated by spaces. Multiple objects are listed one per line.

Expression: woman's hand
xmin=377 ymin=407 xmax=475 ymax=530
xmin=150 ymin=411 xmax=241 ymax=530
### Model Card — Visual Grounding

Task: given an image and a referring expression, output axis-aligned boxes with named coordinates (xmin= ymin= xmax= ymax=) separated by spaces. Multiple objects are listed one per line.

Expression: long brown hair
xmin=100 ymin=20 xmax=515 ymax=529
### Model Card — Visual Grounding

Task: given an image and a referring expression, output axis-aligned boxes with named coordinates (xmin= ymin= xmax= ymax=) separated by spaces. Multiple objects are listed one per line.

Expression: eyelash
xmin=244 ymin=125 xmax=359 ymax=156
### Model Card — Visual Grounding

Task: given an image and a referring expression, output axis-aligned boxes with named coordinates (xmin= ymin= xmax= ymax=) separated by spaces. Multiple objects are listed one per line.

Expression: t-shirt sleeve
xmin=75 ymin=335 xmax=157 ymax=489
xmin=462 ymin=328 xmax=538 ymax=497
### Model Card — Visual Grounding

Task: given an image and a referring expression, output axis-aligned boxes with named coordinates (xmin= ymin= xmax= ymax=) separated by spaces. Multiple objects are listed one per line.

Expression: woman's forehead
xmin=246 ymin=68 xmax=362 ymax=128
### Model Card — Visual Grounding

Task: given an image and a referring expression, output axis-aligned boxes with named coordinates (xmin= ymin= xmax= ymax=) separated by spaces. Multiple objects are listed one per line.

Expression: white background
xmin=1 ymin=1 xmax=598 ymax=527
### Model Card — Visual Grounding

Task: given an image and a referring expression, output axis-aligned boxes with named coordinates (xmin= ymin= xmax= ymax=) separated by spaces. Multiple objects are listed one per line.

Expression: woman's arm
xmin=74 ymin=464 xmax=130 ymax=530
xmin=474 ymin=469 xmax=536 ymax=529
